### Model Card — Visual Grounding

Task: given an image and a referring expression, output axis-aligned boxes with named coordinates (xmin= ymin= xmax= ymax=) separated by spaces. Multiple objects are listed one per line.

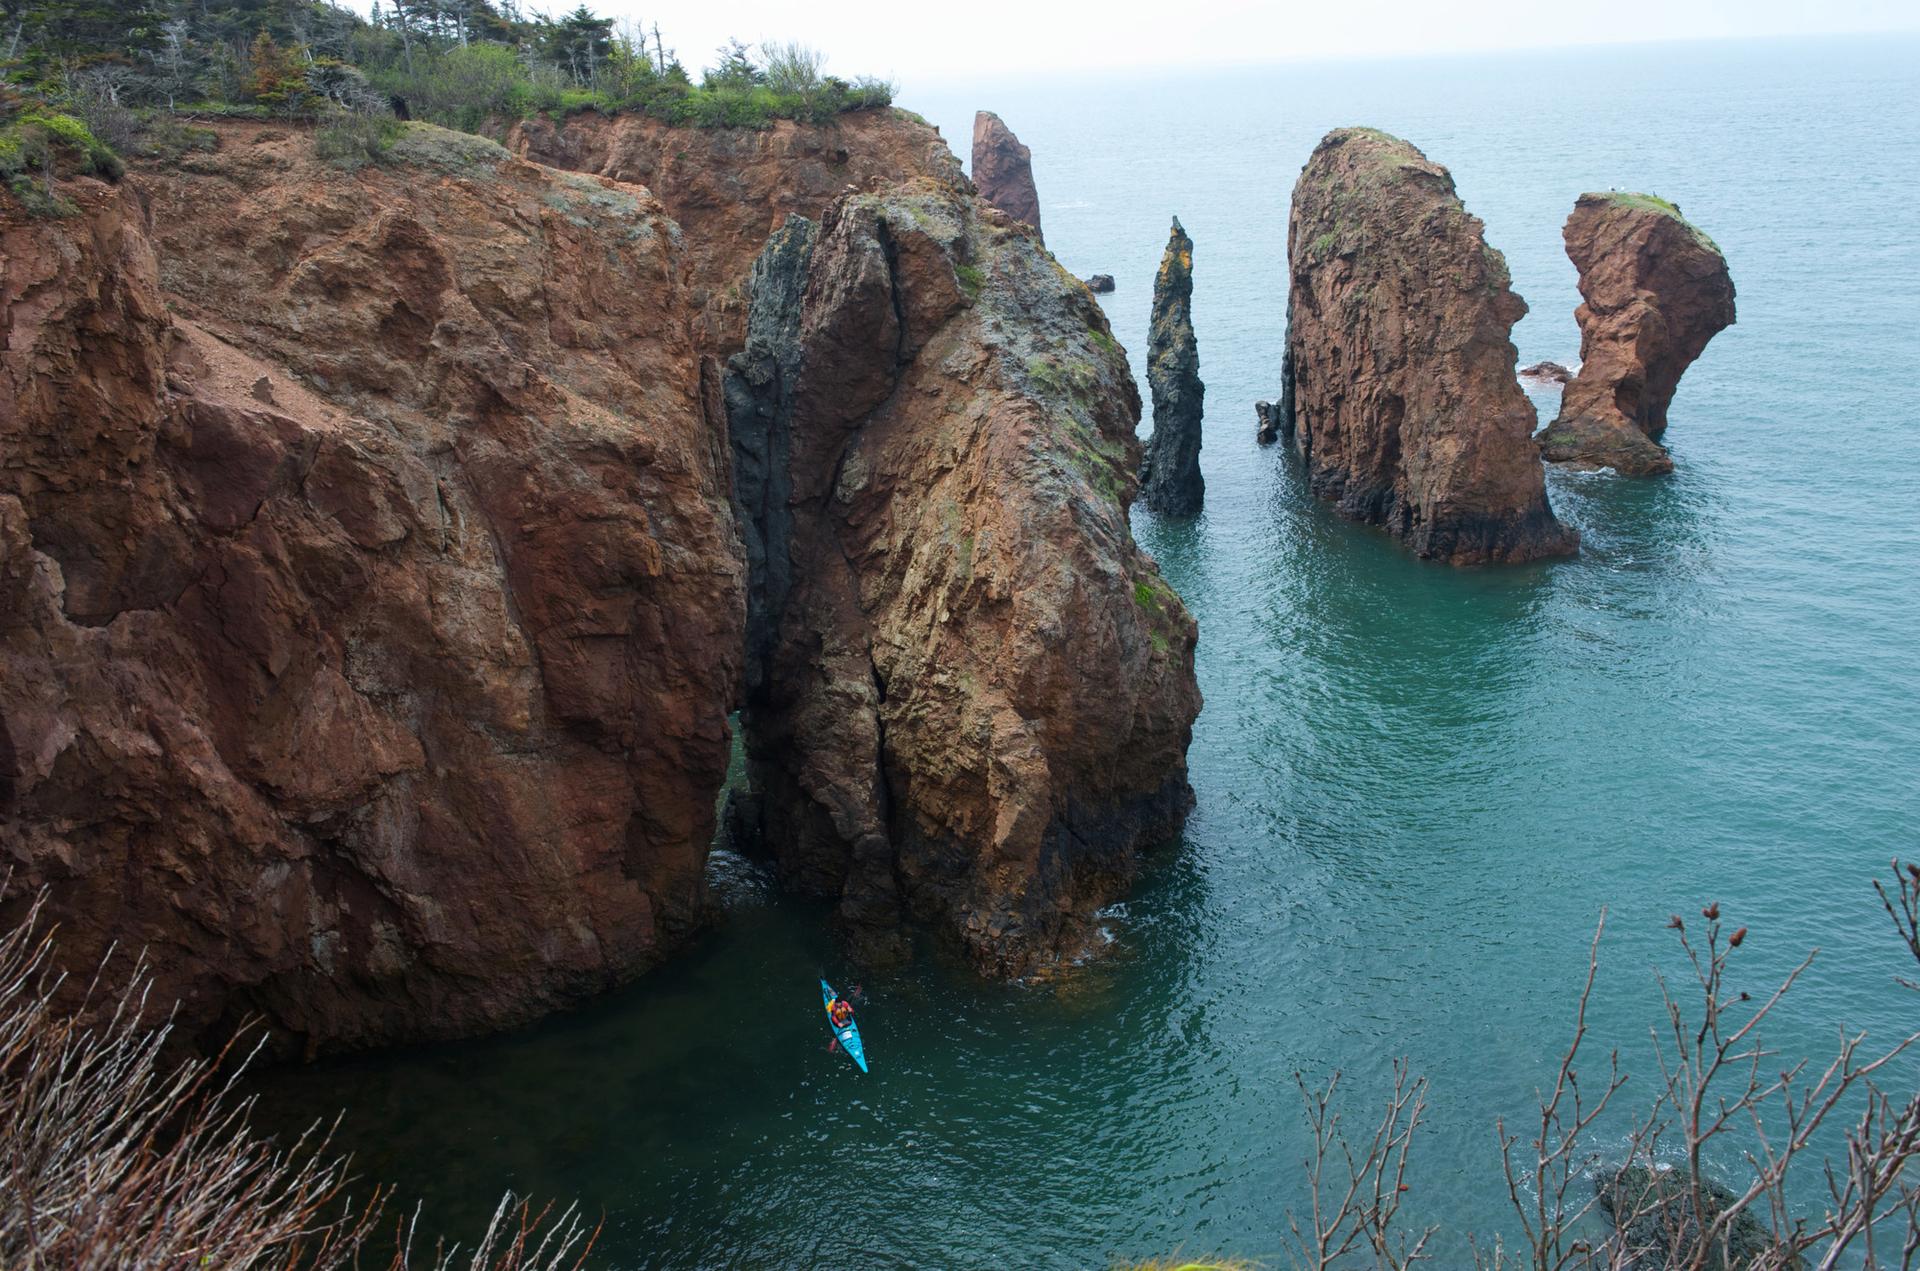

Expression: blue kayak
xmin=820 ymin=979 xmax=868 ymax=1073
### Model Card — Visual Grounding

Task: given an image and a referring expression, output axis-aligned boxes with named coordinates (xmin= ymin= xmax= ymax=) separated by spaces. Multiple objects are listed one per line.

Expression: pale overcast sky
xmin=513 ymin=0 xmax=1920 ymax=83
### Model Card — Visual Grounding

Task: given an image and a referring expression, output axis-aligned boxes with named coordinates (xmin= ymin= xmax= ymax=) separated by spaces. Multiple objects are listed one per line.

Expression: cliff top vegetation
xmin=0 ymin=0 xmax=897 ymax=171
xmin=1584 ymin=189 xmax=1725 ymax=254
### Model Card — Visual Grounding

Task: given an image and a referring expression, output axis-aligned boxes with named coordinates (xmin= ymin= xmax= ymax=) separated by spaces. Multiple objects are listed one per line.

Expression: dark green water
xmin=254 ymin=36 xmax=1920 ymax=1267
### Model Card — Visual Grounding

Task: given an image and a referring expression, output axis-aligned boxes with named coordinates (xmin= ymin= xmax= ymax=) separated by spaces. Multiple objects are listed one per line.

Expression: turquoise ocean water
xmin=254 ymin=36 xmax=1920 ymax=1267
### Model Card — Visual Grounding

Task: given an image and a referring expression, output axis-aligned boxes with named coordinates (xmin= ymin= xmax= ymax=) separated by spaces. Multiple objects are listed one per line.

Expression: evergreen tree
xmin=538 ymin=5 xmax=609 ymax=85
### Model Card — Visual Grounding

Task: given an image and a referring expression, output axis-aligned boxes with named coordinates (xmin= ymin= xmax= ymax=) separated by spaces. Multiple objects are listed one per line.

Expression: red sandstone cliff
xmin=1279 ymin=128 xmax=1576 ymax=564
xmin=1536 ymin=192 xmax=1735 ymax=475
xmin=1 ymin=127 xmax=743 ymax=1052
xmin=507 ymin=108 xmax=960 ymax=351
xmin=723 ymin=181 xmax=1199 ymax=974
xmin=970 ymin=111 xmax=1043 ymax=244
xmin=1 ymin=109 xmax=1200 ymax=1046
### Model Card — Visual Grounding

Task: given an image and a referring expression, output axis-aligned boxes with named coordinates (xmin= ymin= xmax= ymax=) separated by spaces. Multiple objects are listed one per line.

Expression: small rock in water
xmin=1255 ymin=400 xmax=1282 ymax=445
xmin=1519 ymin=360 xmax=1574 ymax=384
xmin=1596 ymin=1164 xmax=1779 ymax=1269
xmin=1084 ymin=273 xmax=1115 ymax=293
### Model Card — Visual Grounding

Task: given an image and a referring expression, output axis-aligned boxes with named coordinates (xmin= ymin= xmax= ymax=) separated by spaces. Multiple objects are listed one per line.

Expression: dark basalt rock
xmin=1281 ymin=127 xmax=1576 ymax=564
xmin=1597 ymin=1165 xmax=1794 ymax=1270
xmin=1085 ymin=273 xmax=1115 ymax=293
xmin=1140 ymin=217 xmax=1204 ymax=518
xmin=1519 ymin=360 xmax=1574 ymax=384
xmin=724 ymin=214 xmax=816 ymax=698
xmin=1255 ymin=400 xmax=1281 ymax=445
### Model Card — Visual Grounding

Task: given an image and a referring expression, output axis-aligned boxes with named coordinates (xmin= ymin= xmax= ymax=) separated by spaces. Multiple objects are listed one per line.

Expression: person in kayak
xmin=829 ymin=996 xmax=855 ymax=1029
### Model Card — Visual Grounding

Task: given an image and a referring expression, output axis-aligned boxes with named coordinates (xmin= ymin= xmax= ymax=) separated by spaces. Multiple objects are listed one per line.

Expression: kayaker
xmin=829 ymin=997 xmax=854 ymax=1028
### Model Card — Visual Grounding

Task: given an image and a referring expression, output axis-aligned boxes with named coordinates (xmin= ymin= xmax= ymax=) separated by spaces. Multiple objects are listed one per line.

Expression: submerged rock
xmin=1596 ymin=1165 xmax=1790 ymax=1269
xmin=971 ymin=111 xmax=1043 ymax=243
xmin=1280 ymin=127 xmax=1577 ymax=564
xmin=1141 ymin=217 xmax=1205 ymax=518
xmin=725 ymin=183 xmax=1199 ymax=977
xmin=1255 ymin=400 xmax=1282 ymax=444
xmin=1085 ymin=273 xmax=1115 ymax=293
xmin=1520 ymin=360 xmax=1575 ymax=384
xmin=1536 ymin=192 xmax=1735 ymax=475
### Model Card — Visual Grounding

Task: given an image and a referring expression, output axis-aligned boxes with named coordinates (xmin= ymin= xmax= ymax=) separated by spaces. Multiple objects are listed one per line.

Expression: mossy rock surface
xmin=1596 ymin=1164 xmax=1799 ymax=1270
xmin=387 ymin=122 xmax=511 ymax=171
xmin=1586 ymin=189 xmax=1723 ymax=255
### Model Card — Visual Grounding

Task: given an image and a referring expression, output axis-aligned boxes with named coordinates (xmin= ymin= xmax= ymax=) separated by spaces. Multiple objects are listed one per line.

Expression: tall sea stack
xmin=1141 ymin=217 xmax=1204 ymax=518
xmin=970 ymin=111 xmax=1043 ymax=242
xmin=1536 ymin=192 xmax=1735 ymax=475
xmin=1280 ymin=127 xmax=1577 ymax=564
xmin=724 ymin=184 xmax=1200 ymax=976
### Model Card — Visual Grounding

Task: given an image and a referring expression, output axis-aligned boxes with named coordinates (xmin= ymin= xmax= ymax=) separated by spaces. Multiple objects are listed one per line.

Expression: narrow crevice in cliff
xmin=722 ymin=215 xmax=815 ymax=698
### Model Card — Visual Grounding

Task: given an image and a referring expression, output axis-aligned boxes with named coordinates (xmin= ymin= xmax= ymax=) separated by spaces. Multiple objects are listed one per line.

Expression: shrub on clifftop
xmin=1 ymin=2 xmax=894 ymax=136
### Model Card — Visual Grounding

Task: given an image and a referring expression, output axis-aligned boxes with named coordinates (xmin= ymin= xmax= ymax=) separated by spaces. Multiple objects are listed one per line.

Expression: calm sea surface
xmin=253 ymin=37 xmax=1920 ymax=1267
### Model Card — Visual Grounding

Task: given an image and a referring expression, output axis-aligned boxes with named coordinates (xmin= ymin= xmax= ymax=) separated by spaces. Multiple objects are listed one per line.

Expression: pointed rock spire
xmin=1142 ymin=217 xmax=1204 ymax=518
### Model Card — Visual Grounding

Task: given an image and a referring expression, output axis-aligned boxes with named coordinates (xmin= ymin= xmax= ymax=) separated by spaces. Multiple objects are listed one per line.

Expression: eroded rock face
xmin=1536 ymin=193 xmax=1735 ymax=475
xmin=4 ymin=107 xmax=1202 ymax=1051
xmin=1 ymin=127 xmax=744 ymax=1053
xmin=725 ymin=180 xmax=1200 ymax=975
xmin=1141 ymin=217 xmax=1204 ymax=518
xmin=970 ymin=111 xmax=1043 ymax=243
xmin=1280 ymin=128 xmax=1576 ymax=564
xmin=508 ymin=108 xmax=961 ymax=352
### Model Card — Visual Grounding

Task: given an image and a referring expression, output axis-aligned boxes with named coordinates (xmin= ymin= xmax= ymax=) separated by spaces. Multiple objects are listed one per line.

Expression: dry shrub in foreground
xmin=0 ymin=884 xmax=597 ymax=1269
xmin=1284 ymin=861 xmax=1920 ymax=1269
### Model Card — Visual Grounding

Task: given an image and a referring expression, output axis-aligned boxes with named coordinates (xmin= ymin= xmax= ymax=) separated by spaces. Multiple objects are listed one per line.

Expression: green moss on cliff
xmin=0 ymin=111 xmax=123 ymax=179
xmin=388 ymin=122 xmax=511 ymax=171
xmin=1590 ymin=190 xmax=1723 ymax=255
xmin=0 ymin=109 xmax=124 ymax=216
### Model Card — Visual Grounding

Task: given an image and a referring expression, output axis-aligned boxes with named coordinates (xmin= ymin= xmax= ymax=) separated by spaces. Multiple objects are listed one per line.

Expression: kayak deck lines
xmin=820 ymin=979 xmax=868 ymax=1074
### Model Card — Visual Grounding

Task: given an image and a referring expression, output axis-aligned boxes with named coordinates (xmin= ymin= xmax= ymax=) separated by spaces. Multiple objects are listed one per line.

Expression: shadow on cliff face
xmin=715 ymin=176 xmax=1201 ymax=979
xmin=0 ymin=711 xmax=15 ymax=817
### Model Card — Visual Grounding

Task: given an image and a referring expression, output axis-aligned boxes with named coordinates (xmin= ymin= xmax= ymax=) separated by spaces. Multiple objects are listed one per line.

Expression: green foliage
xmin=1 ymin=0 xmax=895 ymax=140
xmin=0 ymin=104 xmax=121 ymax=215
xmin=0 ymin=108 xmax=121 ymax=181
xmin=1597 ymin=190 xmax=1723 ymax=254
xmin=955 ymin=262 xmax=984 ymax=299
